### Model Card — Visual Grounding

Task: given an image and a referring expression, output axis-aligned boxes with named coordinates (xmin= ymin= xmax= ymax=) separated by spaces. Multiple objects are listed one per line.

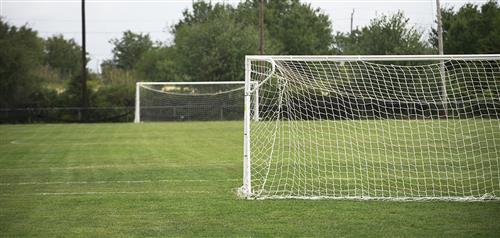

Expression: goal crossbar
xmin=137 ymin=81 xmax=247 ymax=85
xmin=246 ymin=54 xmax=500 ymax=61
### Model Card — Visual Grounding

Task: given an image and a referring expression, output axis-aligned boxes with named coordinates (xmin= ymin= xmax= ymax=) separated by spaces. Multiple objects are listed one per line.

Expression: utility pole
xmin=436 ymin=0 xmax=444 ymax=56
xmin=436 ymin=0 xmax=447 ymax=118
xmin=81 ymin=0 xmax=88 ymax=121
xmin=350 ymin=9 xmax=355 ymax=34
xmin=259 ymin=0 xmax=264 ymax=55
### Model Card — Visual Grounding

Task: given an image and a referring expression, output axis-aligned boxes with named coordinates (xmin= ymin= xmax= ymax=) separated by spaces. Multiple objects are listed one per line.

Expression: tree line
xmin=0 ymin=0 xmax=499 ymax=122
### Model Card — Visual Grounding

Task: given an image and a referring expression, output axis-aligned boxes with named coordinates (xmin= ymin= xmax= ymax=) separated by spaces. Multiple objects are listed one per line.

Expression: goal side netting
xmin=241 ymin=55 xmax=500 ymax=201
xmin=135 ymin=82 xmax=250 ymax=122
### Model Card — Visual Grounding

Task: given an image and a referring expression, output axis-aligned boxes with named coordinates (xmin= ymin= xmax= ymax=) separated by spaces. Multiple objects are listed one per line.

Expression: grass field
xmin=1 ymin=122 xmax=500 ymax=237
xmin=250 ymin=119 xmax=500 ymax=199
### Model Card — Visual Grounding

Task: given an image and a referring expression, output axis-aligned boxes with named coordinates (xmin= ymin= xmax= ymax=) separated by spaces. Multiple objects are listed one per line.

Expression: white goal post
xmin=134 ymin=81 xmax=258 ymax=123
xmin=241 ymin=54 xmax=500 ymax=201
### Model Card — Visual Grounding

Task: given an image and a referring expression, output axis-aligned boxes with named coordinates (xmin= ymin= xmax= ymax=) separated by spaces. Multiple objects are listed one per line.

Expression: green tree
xmin=44 ymin=35 xmax=82 ymax=79
xmin=173 ymin=1 xmax=230 ymax=33
xmin=109 ymin=30 xmax=154 ymax=70
xmin=0 ymin=19 xmax=45 ymax=108
xmin=96 ymin=67 xmax=135 ymax=108
xmin=430 ymin=0 xmax=500 ymax=53
xmin=62 ymin=73 xmax=94 ymax=107
xmin=237 ymin=0 xmax=333 ymax=54
xmin=128 ymin=0 xmax=334 ymax=85
xmin=428 ymin=1 xmax=500 ymax=107
xmin=173 ymin=3 xmax=280 ymax=82
xmin=335 ymin=12 xmax=431 ymax=55
xmin=134 ymin=46 xmax=178 ymax=82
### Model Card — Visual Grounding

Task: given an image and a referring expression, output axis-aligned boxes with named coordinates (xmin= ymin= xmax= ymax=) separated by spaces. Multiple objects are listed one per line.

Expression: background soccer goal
xmin=135 ymin=81 xmax=257 ymax=123
xmin=241 ymin=55 xmax=500 ymax=201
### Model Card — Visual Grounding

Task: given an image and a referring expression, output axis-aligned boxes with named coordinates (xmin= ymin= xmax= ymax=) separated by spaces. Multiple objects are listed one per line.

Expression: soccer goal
xmin=241 ymin=54 xmax=500 ymax=201
xmin=134 ymin=81 xmax=258 ymax=123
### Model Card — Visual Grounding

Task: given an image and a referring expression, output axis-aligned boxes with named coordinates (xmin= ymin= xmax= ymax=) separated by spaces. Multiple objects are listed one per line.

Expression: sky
xmin=0 ymin=0 xmax=492 ymax=72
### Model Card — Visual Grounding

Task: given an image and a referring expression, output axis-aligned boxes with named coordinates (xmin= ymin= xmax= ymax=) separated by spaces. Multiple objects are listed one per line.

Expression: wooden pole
xmin=350 ymin=9 xmax=355 ymax=33
xmin=436 ymin=0 xmax=444 ymax=56
xmin=81 ymin=0 xmax=88 ymax=121
xmin=259 ymin=0 xmax=264 ymax=55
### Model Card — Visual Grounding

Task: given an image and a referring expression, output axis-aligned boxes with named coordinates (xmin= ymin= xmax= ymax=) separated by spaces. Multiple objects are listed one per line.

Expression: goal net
xmin=241 ymin=55 xmax=500 ymax=201
xmin=135 ymin=82 xmax=250 ymax=122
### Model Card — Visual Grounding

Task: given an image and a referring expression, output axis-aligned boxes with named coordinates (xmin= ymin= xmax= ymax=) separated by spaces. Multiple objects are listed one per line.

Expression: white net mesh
xmin=246 ymin=56 xmax=500 ymax=200
xmin=137 ymin=82 xmax=245 ymax=122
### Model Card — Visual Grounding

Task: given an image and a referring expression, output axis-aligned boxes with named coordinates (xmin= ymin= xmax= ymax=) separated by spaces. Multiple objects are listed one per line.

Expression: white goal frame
xmin=241 ymin=54 xmax=500 ymax=200
xmin=134 ymin=81 xmax=258 ymax=123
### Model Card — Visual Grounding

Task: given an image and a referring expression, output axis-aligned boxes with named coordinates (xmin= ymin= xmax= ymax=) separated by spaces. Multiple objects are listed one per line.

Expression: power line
xmin=5 ymin=18 xmax=176 ymax=22
xmin=37 ymin=31 xmax=167 ymax=34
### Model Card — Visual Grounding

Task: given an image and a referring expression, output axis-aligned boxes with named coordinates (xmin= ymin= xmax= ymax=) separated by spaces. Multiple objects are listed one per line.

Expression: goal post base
xmin=236 ymin=186 xmax=254 ymax=199
xmin=251 ymin=195 xmax=500 ymax=201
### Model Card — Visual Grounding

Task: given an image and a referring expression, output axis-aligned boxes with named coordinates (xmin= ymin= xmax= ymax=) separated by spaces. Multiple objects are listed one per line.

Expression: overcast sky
xmin=0 ymin=0 xmax=491 ymax=71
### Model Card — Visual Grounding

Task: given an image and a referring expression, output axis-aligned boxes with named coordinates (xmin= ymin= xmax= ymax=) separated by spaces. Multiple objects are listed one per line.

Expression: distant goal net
xmin=135 ymin=81 xmax=254 ymax=122
xmin=241 ymin=55 xmax=500 ymax=201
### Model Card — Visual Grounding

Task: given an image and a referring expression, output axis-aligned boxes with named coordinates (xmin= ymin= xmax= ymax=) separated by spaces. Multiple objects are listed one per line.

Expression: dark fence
xmin=140 ymin=105 xmax=243 ymax=122
xmin=3 ymin=98 xmax=499 ymax=124
xmin=261 ymin=96 xmax=500 ymax=120
xmin=0 ymin=107 xmax=134 ymax=124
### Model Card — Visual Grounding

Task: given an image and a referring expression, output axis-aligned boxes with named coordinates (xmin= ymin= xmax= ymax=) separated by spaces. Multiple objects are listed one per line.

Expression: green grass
xmin=0 ymin=122 xmax=499 ymax=237
xmin=250 ymin=120 xmax=500 ymax=198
